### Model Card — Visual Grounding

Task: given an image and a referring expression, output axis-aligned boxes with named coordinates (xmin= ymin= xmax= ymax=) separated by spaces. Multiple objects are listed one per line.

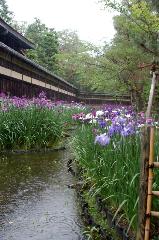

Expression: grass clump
xmin=72 ymin=125 xmax=140 ymax=231
xmin=0 ymin=106 xmax=63 ymax=150
xmin=0 ymin=92 xmax=88 ymax=150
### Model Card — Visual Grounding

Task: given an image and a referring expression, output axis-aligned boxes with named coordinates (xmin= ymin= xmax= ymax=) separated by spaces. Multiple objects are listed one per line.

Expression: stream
xmin=0 ymin=149 xmax=84 ymax=240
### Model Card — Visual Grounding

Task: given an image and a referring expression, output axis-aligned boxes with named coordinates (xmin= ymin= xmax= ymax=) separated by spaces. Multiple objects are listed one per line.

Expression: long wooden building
xmin=0 ymin=17 xmax=131 ymax=104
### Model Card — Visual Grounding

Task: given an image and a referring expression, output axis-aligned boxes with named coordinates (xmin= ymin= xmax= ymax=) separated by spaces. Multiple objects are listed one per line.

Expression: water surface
xmin=0 ymin=150 xmax=83 ymax=240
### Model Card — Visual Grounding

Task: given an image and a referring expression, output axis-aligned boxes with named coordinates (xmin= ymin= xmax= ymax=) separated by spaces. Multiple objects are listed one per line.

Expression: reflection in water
xmin=0 ymin=151 xmax=83 ymax=240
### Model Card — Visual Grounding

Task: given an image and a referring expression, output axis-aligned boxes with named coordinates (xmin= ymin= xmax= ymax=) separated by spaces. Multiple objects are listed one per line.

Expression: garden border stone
xmin=0 ymin=146 xmax=66 ymax=155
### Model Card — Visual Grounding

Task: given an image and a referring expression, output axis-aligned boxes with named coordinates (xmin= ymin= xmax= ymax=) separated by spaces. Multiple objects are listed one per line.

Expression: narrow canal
xmin=0 ymin=150 xmax=84 ymax=240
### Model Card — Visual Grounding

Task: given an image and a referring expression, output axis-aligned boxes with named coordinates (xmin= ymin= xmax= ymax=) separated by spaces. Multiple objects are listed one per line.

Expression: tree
xmin=25 ymin=18 xmax=59 ymax=72
xmin=56 ymin=29 xmax=129 ymax=93
xmin=0 ymin=0 xmax=27 ymax=34
xmin=146 ymin=0 xmax=159 ymax=13
xmin=98 ymin=0 xmax=159 ymax=109
xmin=55 ymin=30 xmax=99 ymax=89
xmin=12 ymin=21 xmax=28 ymax=35
xmin=0 ymin=0 xmax=13 ymax=23
xmin=102 ymin=0 xmax=159 ymax=55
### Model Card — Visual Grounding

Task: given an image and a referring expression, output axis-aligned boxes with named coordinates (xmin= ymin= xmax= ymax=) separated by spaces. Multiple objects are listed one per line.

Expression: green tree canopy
xmin=0 ymin=0 xmax=13 ymax=23
xmin=98 ymin=0 xmax=159 ymax=109
xmin=55 ymin=29 xmax=99 ymax=89
xmin=25 ymin=18 xmax=59 ymax=72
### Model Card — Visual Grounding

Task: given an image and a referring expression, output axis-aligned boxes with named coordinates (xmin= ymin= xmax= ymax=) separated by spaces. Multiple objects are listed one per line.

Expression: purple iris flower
xmin=118 ymin=117 xmax=126 ymax=125
xmin=95 ymin=134 xmax=110 ymax=146
xmin=98 ymin=120 xmax=106 ymax=128
xmin=108 ymin=125 xmax=116 ymax=136
xmin=39 ymin=91 xmax=46 ymax=99
xmin=92 ymin=108 xmax=96 ymax=117
xmin=0 ymin=92 xmax=6 ymax=98
xmin=108 ymin=124 xmax=122 ymax=136
xmin=146 ymin=118 xmax=153 ymax=124
xmin=12 ymin=97 xmax=29 ymax=108
xmin=121 ymin=125 xmax=135 ymax=137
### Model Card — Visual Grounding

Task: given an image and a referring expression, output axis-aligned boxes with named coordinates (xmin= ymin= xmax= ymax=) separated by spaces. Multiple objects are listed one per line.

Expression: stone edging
xmin=0 ymin=146 xmax=66 ymax=155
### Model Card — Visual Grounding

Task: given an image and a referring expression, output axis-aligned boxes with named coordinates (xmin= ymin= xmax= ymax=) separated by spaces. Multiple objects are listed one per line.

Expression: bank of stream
xmin=0 ymin=149 xmax=84 ymax=240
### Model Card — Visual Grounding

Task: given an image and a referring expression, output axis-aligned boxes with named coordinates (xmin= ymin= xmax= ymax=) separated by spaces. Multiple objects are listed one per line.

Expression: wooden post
xmin=137 ymin=63 xmax=158 ymax=239
xmin=136 ymin=126 xmax=150 ymax=240
xmin=144 ymin=127 xmax=155 ymax=240
xmin=146 ymin=71 xmax=157 ymax=118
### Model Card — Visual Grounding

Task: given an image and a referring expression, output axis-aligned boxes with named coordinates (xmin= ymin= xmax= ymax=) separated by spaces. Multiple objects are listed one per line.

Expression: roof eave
xmin=0 ymin=17 xmax=35 ymax=49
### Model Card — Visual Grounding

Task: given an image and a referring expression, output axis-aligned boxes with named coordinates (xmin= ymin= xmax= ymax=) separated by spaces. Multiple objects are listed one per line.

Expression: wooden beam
xmin=146 ymin=72 xmax=157 ymax=118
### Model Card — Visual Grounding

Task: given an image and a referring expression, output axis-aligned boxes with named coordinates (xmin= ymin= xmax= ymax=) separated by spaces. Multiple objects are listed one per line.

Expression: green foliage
xmin=0 ymin=106 xmax=63 ymax=150
xmin=55 ymin=30 xmax=98 ymax=89
xmin=54 ymin=104 xmax=89 ymax=127
xmin=98 ymin=0 xmax=159 ymax=109
xmin=71 ymin=124 xmax=159 ymax=232
xmin=146 ymin=0 xmax=159 ymax=13
xmin=83 ymin=191 xmax=120 ymax=240
xmin=25 ymin=18 xmax=59 ymax=72
xmin=12 ymin=20 xmax=28 ymax=35
xmin=55 ymin=29 xmax=124 ymax=92
xmin=0 ymin=0 xmax=13 ymax=23
xmin=100 ymin=33 xmax=152 ymax=109
xmin=0 ymin=93 xmax=89 ymax=151
xmin=102 ymin=0 xmax=159 ymax=54
xmin=72 ymin=125 xmax=140 ymax=230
